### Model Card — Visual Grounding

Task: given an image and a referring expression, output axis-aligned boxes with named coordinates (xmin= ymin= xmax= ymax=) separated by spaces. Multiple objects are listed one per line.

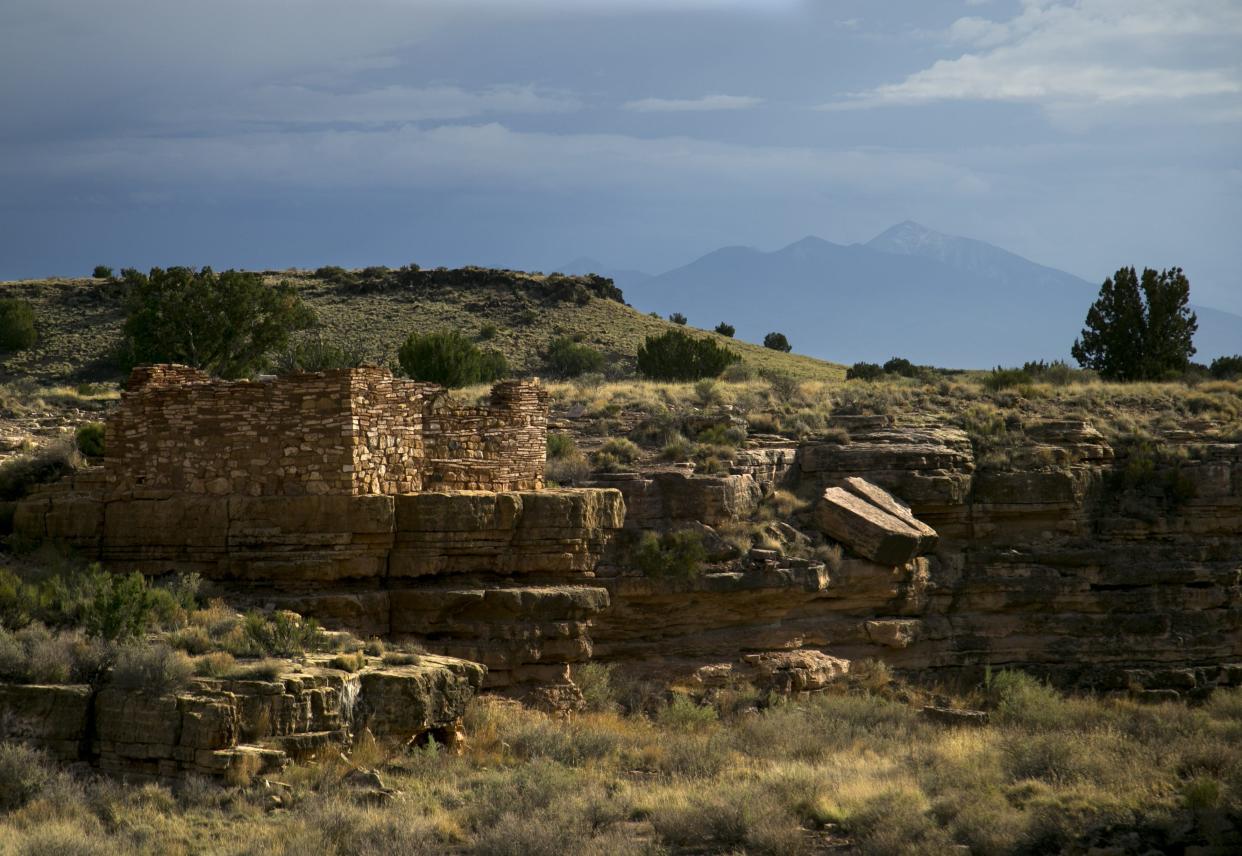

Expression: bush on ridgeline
xmin=1072 ymin=266 xmax=1198 ymax=381
xmin=846 ymin=362 xmax=884 ymax=381
xmin=714 ymin=322 xmax=735 ymax=337
xmin=0 ymin=298 xmax=38 ymax=353
xmin=92 ymin=265 xmax=113 ymax=279
xmin=398 ymin=329 xmax=508 ymax=388
xmin=982 ymin=360 xmax=1087 ymax=391
xmin=118 ymin=266 xmax=315 ymax=379
xmin=763 ymin=331 xmax=792 ymax=352
xmin=636 ymin=329 xmax=740 ymax=381
xmin=1210 ymin=355 xmax=1242 ymax=380
xmin=669 ymin=312 xmax=688 ymax=326
xmin=545 ymin=336 xmax=605 ymax=378
xmin=882 ymin=357 xmax=916 ymax=377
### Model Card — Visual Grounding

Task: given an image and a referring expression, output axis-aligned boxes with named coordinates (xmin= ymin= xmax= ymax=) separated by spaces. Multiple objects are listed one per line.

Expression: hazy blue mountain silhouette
xmin=622 ymin=223 xmax=1241 ymax=368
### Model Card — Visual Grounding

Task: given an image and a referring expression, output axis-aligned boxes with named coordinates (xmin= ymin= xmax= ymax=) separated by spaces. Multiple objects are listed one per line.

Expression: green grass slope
xmin=0 ymin=269 xmax=845 ymax=385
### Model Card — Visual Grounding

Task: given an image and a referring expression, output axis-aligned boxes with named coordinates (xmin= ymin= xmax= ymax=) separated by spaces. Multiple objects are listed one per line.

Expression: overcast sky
xmin=2 ymin=0 xmax=1239 ymax=311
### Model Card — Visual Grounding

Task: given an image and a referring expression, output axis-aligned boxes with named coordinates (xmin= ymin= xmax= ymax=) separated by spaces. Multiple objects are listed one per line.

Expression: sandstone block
xmin=815 ymin=486 xmax=924 ymax=565
xmin=356 ymin=655 xmax=486 ymax=740
xmin=841 ymin=477 xmax=939 ymax=554
xmin=0 ymin=684 xmax=92 ymax=760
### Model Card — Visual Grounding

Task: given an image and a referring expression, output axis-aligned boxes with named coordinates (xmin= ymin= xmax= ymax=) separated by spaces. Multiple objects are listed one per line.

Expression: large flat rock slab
xmin=815 ymin=483 xmax=936 ymax=565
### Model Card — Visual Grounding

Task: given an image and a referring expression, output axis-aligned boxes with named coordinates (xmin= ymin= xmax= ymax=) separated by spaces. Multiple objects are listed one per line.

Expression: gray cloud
xmin=622 ymin=94 xmax=763 ymax=112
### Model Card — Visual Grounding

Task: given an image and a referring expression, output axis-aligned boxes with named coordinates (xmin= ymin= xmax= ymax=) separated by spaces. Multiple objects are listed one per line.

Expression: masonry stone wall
xmin=106 ymin=365 xmax=547 ymax=498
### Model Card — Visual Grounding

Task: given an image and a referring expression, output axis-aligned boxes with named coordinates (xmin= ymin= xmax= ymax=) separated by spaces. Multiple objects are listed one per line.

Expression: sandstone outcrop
xmin=0 ymin=654 xmax=484 ymax=781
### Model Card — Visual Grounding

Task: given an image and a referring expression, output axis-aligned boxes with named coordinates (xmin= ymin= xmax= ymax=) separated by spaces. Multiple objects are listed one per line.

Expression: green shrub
xmin=242 ymin=610 xmax=327 ymax=657
xmin=763 ymin=331 xmax=792 ymax=352
xmin=275 ymin=333 xmax=368 ymax=373
xmin=478 ymin=322 xmax=499 ymax=340
xmin=1210 ymin=355 xmax=1242 ymax=380
xmin=397 ymin=329 xmax=508 ymax=388
xmin=669 ymin=312 xmax=688 ymax=325
xmin=657 ymin=694 xmax=719 ymax=731
xmin=546 ymin=432 xmax=591 ymax=484
xmin=0 ymin=440 xmax=79 ymax=501
xmin=983 ymin=366 xmax=1031 ymax=391
xmin=0 ymin=623 xmax=115 ymax=685
xmin=118 ymin=266 xmax=315 ymax=379
xmin=83 ymin=571 xmax=161 ymax=641
xmin=636 ymin=329 xmax=740 ymax=381
xmin=314 ymin=265 xmax=350 ymax=283
xmin=761 ymin=369 xmax=800 ymax=403
xmin=381 ymin=650 xmax=422 ymax=666
xmin=714 ymin=322 xmax=735 ymax=337
xmin=92 ymin=265 xmax=114 ymax=279
xmin=0 ymin=298 xmax=37 ymax=353
xmin=574 ymin=662 xmax=617 ymax=713
xmin=629 ymin=530 xmax=707 ymax=580
xmin=721 ymin=361 xmax=756 ymax=382
xmin=846 ymin=362 xmax=884 ymax=381
xmin=546 ymin=433 xmax=577 ymax=460
xmin=544 ymin=336 xmax=605 ymax=378
xmin=110 ymin=643 xmax=195 ymax=693
xmin=74 ymin=422 xmax=106 ymax=458
xmin=0 ymin=742 xmax=52 ymax=812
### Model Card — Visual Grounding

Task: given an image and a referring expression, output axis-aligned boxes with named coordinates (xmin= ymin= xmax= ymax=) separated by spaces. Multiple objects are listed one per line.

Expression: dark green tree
xmin=1071 ymin=266 xmax=1197 ymax=381
xmin=763 ymin=331 xmax=792 ymax=352
xmin=398 ymin=329 xmax=508 ymax=388
xmin=714 ymin=322 xmax=735 ymax=337
xmin=1209 ymin=355 xmax=1242 ymax=380
xmin=119 ymin=267 xmax=314 ymax=379
xmin=669 ymin=312 xmax=688 ymax=326
xmin=636 ymin=329 xmax=740 ymax=381
xmin=545 ymin=336 xmax=605 ymax=378
xmin=0 ymin=298 xmax=37 ymax=353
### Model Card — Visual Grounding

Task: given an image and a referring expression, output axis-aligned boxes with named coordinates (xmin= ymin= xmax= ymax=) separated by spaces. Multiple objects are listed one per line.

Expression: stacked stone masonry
xmin=108 ymin=365 xmax=548 ymax=497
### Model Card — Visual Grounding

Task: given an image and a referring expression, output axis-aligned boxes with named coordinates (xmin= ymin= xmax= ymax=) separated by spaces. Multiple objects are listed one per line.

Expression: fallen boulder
xmin=814 ymin=485 xmax=927 ymax=565
xmin=841 ymin=476 xmax=939 ymax=554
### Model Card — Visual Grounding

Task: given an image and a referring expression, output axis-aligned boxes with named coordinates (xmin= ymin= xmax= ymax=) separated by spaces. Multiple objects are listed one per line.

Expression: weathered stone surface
xmin=0 ymin=653 xmax=484 ymax=781
xmin=815 ymin=486 xmax=925 ymax=565
xmin=841 ymin=476 xmax=939 ymax=553
xmin=588 ymin=470 xmax=758 ymax=529
xmin=356 ymin=655 xmax=486 ymax=740
xmin=0 ymin=684 xmax=92 ymax=760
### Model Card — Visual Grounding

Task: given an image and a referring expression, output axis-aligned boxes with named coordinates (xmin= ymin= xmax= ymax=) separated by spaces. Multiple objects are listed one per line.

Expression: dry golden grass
xmin=2 ymin=675 xmax=1240 ymax=854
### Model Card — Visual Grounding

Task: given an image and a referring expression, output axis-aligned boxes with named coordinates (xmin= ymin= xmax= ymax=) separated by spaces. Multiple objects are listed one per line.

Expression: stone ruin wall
xmin=106 ymin=365 xmax=548 ymax=498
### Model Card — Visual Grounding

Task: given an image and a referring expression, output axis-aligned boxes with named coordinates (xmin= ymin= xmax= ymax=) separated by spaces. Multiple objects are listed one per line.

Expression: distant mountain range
xmin=563 ymin=223 xmax=1242 ymax=368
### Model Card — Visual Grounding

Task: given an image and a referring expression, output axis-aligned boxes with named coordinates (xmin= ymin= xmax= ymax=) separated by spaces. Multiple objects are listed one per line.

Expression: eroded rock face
xmin=14 ymin=486 xmax=625 ymax=692
xmin=0 ymin=655 xmax=485 ymax=781
xmin=588 ymin=470 xmax=760 ymax=529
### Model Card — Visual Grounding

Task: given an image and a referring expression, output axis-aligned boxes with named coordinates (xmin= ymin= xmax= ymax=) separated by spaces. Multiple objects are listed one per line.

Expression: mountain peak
xmin=866 ymin=221 xmax=952 ymax=255
xmin=778 ymin=235 xmax=840 ymax=258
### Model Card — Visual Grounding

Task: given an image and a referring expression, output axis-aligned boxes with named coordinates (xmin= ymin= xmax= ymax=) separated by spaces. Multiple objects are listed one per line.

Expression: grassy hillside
xmin=0 ymin=269 xmax=846 ymax=386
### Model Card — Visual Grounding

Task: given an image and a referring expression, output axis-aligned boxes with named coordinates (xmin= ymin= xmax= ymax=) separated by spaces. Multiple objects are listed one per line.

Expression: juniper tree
xmin=1071 ymin=266 xmax=1197 ymax=381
